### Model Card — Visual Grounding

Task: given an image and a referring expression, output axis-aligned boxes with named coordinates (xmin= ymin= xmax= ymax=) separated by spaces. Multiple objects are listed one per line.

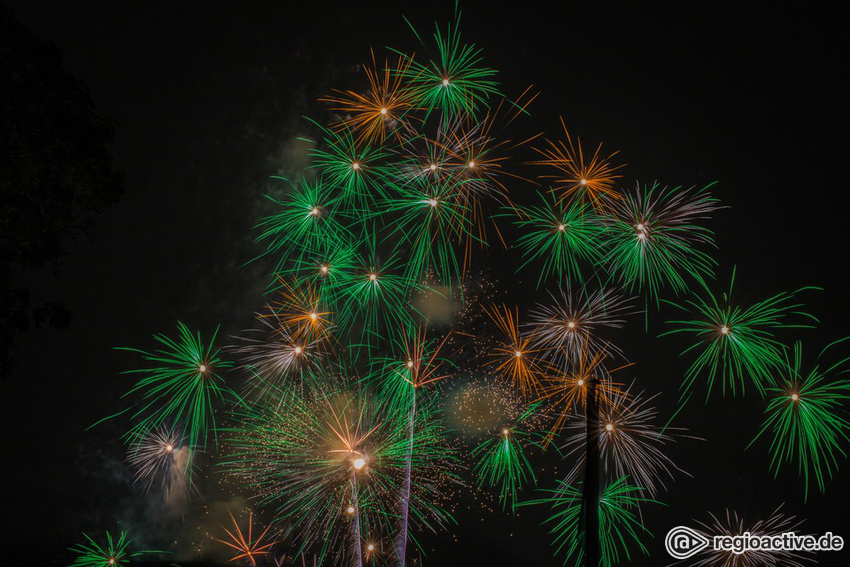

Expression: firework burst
xmin=600 ymin=182 xmax=721 ymax=304
xmin=561 ymin=386 xmax=693 ymax=496
xmin=533 ymin=118 xmax=624 ymax=210
xmin=214 ymin=510 xmax=278 ymax=566
xmin=396 ymin=16 xmax=500 ymax=118
xmin=661 ymin=268 xmax=819 ymax=400
xmin=750 ymin=339 xmax=850 ymax=499
xmin=511 ymin=191 xmax=603 ymax=288
xmin=685 ymin=506 xmax=811 ymax=567
xmin=483 ymin=303 xmax=545 ymax=398
xmin=528 ymin=286 xmax=634 ymax=365
xmin=471 ymin=402 xmax=542 ymax=512
xmin=68 ymin=531 xmax=155 ymax=567
xmin=126 ymin=425 xmax=195 ymax=502
xmin=526 ymin=475 xmax=660 ymax=567
xmin=118 ymin=322 xmax=233 ymax=451
xmin=321 ymin=50 xmax=416 ymax=144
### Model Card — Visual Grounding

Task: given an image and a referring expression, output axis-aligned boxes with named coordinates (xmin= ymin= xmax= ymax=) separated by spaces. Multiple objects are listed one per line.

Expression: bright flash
xmin=320 ymin=265 xmax=328 ymax=274
xmin=558 ymin=224 xmax=566 ymax=231
xmin=294 ymin=346 xmax=303 ymax=355
xmin=367 ymin=543 xmax=375 ymax=551
xmin=428 ymin=198 xmax=438 ymax=207
xmin=721 ymin=325 xmax=729 ymax=335
xmin=791 ymin=393 xmax=799 ymax=401
xmin=311 ymin=207 xmax=319 ymax=216
xmin=468 ymin=160 xmax=475 ymax=168
xmin=515 ymin=351 xmax=522 ymax=358
xmin=429 ymin=163 xmax=437 ymax=171
xmin=442 ymin=78 xmax=450 ymax=86
xmin=567 ymin=321 xmax=575 ymax=329
xmin=369 ymin=273 xmax=377 ymax=282
xmin=580 ymin=179 xmax=587 ymax=186
xmin=407 ymin=360 xmax=414 ymax=368
xmin=165 ymin=444 xmax=173 ymax=453
xmin=605 ymin=423 xmax=614 ymax=431
xmin=346 ymin=505 xmax=355 ymax=514
xmin=502 ymin=428 xmax=509 ymax=436
xmin=636 ymin=223 xmax=645 ymax=231
xmin=310 ymin=312 xmax=318 ymax=320
xmin=637 ymin=232 xmax=646 ymax=240
xmin=352 ymin=162 xmax=360 ymax=170
xmin=380 ymin=107 xmax=387 ymax=115
xmin=353 ymin=457 xmax=366 ymax=470
xmin=577 ymin=379 xmax=584 ymax=386
xmin=199 ymin=364 xmax=207 ymax=373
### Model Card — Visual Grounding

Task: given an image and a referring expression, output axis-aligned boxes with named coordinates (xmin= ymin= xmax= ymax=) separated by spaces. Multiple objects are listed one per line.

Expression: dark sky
xmin=2 ymin=1 xmax=848 ymax=566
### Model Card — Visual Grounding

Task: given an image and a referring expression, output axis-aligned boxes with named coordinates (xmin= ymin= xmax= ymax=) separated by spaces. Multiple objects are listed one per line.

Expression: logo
xmin=666 ymin=526 xmax=710 ymax=559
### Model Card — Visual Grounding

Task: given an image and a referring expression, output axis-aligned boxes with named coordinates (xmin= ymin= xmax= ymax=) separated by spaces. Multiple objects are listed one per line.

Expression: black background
xmin=2 ymin=1 xmax=848 ymax=565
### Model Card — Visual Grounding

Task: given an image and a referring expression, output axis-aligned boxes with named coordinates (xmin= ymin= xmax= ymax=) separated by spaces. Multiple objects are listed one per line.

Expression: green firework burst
xmin=751 ymin=339 xmax=850 ymax=499
xmin=381 ymin=175 xmax=474 ymax=291
xmin=305 ymin=121 xmax=391 ymax=211
xmin=661 ymin=269 xmax=818 ymax=400
xmin=255 ymin=176 xmax=348 ymax=280
xmin=68 ymin=531 xmax=156 ymax=567
xmin=397 ymin=16 xmax=500 ymax=118
xmin=527 ymin=475 xmax=661 ymax=567
xmin=511 ymin=191 xmax=602 ymax=287
xmin=471 ymin=402 xmax=541 ymax=513
xmin=119 ymin=322 xmax=233 ymax=451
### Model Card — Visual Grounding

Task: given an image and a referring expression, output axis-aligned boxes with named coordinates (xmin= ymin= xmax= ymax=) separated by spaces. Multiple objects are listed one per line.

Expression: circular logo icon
xmin=665 ymin=526 xmax=710 ymax=559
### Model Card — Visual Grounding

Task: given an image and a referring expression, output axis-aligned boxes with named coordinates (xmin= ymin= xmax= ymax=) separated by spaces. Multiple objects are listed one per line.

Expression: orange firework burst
xmin=321 ymin=50 xmax=416 ymax=143
xmin=533 ymin=117 xmax=624 ymax=210
xmin=483 ymin=304 xmax=545 ymax=398
xmin=272 ymin=277 xmax=333 ymax=344
xmin=398 ymin=327 xmax=454 ymax=390
xmin=215 ymin=510 xmax=277 ymax=566
xmin=538 ymin=339 xmax=630 ymax=442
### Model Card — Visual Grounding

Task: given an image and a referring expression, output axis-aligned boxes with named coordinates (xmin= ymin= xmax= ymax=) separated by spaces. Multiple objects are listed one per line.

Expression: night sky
xmin=3 ymin=2 xmax=849 ymax=566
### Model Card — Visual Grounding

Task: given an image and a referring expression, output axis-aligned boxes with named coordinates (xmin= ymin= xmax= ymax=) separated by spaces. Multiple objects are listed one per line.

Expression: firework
xmin=471 ymin=402 xmax=542 ymax=512
xmin=232 ymin=305 xmax=324 ymax=396
xmin=321 ymin=50 xmax=416 ymax=144
xmin=215 ymin=510 xmax=278 ymax=566
xmin=126 ymin=425 xmax=195 ymax=502
xmin=379 ymin=174 xmax=473 ymax=290
xmin=560 ymin=386 xmax=692 ymax=496
xmin=661 ymin=269 xmax=819 ymax=400
xmin=68 ymin=531 xmax=155 ymax=567
xmin=750 ymin=339 xmax=850 ymax=499
xmin=255 ymin=176 xmax=346 ymax=279
xmin=286 ymin=234 xmax=360 ymax=305
xmin=600 ymin=182 xmax=721 ymax=304
xmin=685 ymin=506 xmax=811 ymax=567
xmin=119 ymin=322 xmax=233 ymax=451
xmin=532 ymin=118 xmax=624 ymax=210
xmin=335 ymin=238 xmax=419 ymax=346
xmin=483 ymin=303 xmax=545 ymax=398
xmin=365 ymin=326 xmax=457 ymax=566
xmin=527 ymin=475 xmax=660 ymax=566
xmin=537 ymin=339 xmax=630 ymax=442
xmin=305 ymin=121 xmax=391 ymax=211
xmin=396 ymin=16 xmax=500 ymax=118
xmin=511 ymin=191 xmax=603 ymax=288
xmin=223 ymin=377 xmax=456 ymax=565
xmin=528 ymin=285 xmax=634 ymax=364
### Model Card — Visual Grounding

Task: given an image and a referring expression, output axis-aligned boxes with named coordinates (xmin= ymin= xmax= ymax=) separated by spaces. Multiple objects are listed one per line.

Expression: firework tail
xmin=351 ymin=474 xmax=363 ymax=567
xmin=395 ymin=388 xmax=416 ymax=567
